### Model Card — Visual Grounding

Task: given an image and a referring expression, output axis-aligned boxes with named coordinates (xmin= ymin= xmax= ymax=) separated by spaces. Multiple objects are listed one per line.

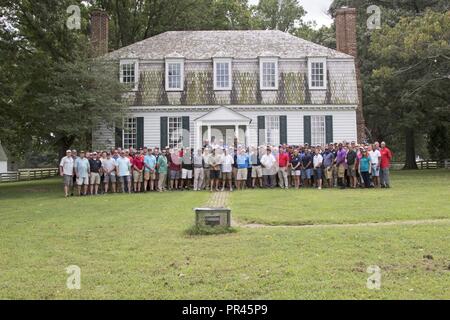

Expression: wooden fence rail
xmin=0 ymin=168 xmax=59 ymax=183
xmin=391 ymin=160 xmax=450 ymax=170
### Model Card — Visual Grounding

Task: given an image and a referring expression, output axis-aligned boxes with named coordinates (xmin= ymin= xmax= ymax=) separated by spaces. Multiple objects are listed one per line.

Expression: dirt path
xmin=232 ymin=218 xmax=450 ymax=229
xmin=205 ymin=191 xmax=230 ymax=208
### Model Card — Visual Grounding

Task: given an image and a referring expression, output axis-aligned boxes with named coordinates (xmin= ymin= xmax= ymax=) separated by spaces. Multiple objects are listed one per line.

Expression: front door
xmin=202 ymin=125 xmax=235 ymax=147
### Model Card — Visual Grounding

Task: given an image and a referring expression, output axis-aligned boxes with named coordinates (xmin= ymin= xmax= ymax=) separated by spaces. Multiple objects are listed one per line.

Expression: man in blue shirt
xmin=236 ymin=148 xmax=249 ymax=190
xmin=301 ymin=148 xmax=313 ymax=187
xmin=322 ymin=146 xmax=335 ymax=188
xmin=143 ymin=148 xmax=157 ymax=192
xmin=75 ymin=151 xmax=90 ymax=196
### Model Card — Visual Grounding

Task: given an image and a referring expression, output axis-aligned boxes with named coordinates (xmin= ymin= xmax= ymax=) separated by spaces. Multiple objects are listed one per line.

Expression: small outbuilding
xmin=0 ymin=141 xmax=8 ymax=173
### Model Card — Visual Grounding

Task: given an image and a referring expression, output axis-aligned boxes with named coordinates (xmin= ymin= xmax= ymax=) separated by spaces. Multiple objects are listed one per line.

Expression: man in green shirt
xmin=157 ymin=149 xmax=168 ymax=192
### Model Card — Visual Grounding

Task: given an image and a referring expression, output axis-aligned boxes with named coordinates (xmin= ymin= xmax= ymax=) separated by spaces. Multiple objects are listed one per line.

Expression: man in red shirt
xmin=132 ymin=154 xmax=144 ymax=192
xmin=277 ymin=146 xmax=290 ymax=189
xmin=379 ymin=141 xmax=393 ymax=188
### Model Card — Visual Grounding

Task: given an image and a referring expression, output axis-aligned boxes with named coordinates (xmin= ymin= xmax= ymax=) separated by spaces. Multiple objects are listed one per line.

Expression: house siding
xmin=93 ymin=107 xmax=356 ymax=149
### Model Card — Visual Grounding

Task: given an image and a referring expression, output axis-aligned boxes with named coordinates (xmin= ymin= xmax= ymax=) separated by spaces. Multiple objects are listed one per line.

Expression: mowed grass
xmin=231 ymin=170 xmax=450 ymax=225
xmin=0 ymin=170 xmax=449 ymax=299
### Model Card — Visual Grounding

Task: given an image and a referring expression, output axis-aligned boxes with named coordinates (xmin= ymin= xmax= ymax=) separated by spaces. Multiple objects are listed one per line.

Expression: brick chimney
xmin=335 ymin=7 xmax=366 ymax=143
xmin=90 ymin=10 xmax=109 ymax=56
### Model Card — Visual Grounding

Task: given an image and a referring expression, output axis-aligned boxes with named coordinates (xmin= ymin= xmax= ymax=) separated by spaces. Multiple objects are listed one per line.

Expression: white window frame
xmin=213 ymin=58 xmax=232 ymax=91
xmin=308 ymin=57 xmax=327 ymax=90
xmin=168 ymin=116 xmax=183 ymax=149
xmin=259 ymin=57 xmax=279 ymax=90
xmin=120 ymin=59 xmax=139 ymax=91
xmin=123 ymin=117 xmax=137 ymax=149
xmin=311 ymin=115 xmax=326 ymax=146
xmin=165 ymin=58 xmax=184 ymax=91
xmin=266 ymin=115 xmax=280 ymax=146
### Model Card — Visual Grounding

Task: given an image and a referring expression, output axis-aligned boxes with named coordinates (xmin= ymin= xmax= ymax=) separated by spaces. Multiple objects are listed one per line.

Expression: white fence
xmin=0 ymin=168 xmax=59 ymax=183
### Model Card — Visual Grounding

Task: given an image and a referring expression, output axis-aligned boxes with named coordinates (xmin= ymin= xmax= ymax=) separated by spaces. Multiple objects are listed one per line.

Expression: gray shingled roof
xmin=104 ymin=30 xmax=352 ymax=60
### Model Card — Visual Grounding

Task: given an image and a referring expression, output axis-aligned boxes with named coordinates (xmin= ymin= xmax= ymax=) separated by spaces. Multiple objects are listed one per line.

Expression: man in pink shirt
xmin=380 ymin=141 xmax=393 ymax=188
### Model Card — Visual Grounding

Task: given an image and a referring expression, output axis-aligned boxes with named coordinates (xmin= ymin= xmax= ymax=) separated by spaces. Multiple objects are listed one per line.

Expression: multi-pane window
xmin=261 ymin=60 xmax=277 ymax=89
xmin=168 ymin=117 xmax=183 ymax=149
xmin=165 ymin=59 xmax=184 ymax=91
xmin=311 ymin=115 xmax=326 ymax=146
xmin=123 ymin=117 xmax=137 ymax=149
xmin=214 ymin=59 xmax=232 ymax=90
xmin=308 ymin=58 xmax=327 ymax=89
xmin=120 ymin=60 xmax=138 ymax=90
xmin=266 ymin=115 xmax=280 ymax=146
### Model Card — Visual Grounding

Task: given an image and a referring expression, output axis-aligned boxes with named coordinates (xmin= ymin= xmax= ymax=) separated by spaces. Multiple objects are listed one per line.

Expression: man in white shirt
xmin=261 ymin=147 xmax=276 ymax=188
xmin=116 ymin=151 xmax=132 ymax=193
xmin=313 ymin=147 xmax=323 ymax=190
xmin=208 ymin=148 xmax=223 ymax=192
xmin=369 ymin=143 xmax=382 ymax=187
xmin=221 ymin=148 xmax=234 ymax=191
xmin=59 ymin=149 xmax=74 ymax=197
xmin=102 ymin=152 xmax=117 ymax=193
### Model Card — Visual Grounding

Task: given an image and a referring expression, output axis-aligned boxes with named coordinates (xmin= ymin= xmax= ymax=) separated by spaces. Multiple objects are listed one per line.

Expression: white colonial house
xmin=90 ymin=8 xmax=364 ymax=150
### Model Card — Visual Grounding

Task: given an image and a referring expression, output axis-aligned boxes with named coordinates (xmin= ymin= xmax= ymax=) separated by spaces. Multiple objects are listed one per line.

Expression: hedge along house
xmin=91 ymin=8 xmax=365 ymax=150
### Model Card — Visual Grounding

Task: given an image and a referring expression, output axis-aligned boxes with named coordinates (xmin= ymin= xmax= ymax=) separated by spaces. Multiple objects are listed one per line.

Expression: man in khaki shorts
xmin=75 ymin=151 xmax=90 ymax=196
xmin=250 ymin=147 xmax=263 ymax=188
xmin=143 ymin=148 xmax=157 ymax=192
xmin=235 ymin=148 xmax=249 ymax=190
xmin=89 ymin=152 xmax=102 ymax=195
xmin=221 ymin=148 xmax=234 ymax=191
xmin=132 ymin=154 xmax=144 ymax=193
xmin=322 ymin=146 xmax=334 ymax=188
xmin=102 ymin=152 xmax=116 ymax=193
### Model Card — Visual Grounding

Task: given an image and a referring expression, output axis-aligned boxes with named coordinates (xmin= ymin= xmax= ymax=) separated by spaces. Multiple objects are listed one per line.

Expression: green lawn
xmin=231 ymin=170 xmax=450 ymax=225
xmin=0 ymin=170 xmax=449 ymax=299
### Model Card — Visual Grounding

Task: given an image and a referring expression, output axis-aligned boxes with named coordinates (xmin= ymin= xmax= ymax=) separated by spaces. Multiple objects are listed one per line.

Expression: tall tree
xmin=0 ymin=0 xmax=126 ymax=160
xmin=329 ymin=0 xmax=450 ymax=168
xmin=93 ymin=0 xmax=257 ymax=50
xmin=369 ymin=10 xmax=450 ymax=168
xmin=252 ymin=0 xmax=305 ymax=32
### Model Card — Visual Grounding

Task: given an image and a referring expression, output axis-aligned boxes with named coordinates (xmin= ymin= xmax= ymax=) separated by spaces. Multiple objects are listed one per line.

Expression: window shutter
xmin=182 ymin=116 xmax=190 ymax=147
xmin=160 ymin=117 xmax=168 ymax=149
xmin=304 ymin=116 xmax=311 ymax=145
xmin=325 ymin=115 xmax=333 ymax=144
xmin=115 ymin=126 xmax=123 ymax=148
xmin=257 ymin=116 xmax=265 ymax=146
xmin=136 ymin=117 xmax=144 ymax=149
xmin=279 ymin=115 xmax=287 ymax=145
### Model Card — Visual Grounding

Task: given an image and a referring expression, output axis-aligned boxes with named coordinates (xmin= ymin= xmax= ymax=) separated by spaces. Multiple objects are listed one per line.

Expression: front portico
xmin=194 ymin=106 xmax=252 ymax=149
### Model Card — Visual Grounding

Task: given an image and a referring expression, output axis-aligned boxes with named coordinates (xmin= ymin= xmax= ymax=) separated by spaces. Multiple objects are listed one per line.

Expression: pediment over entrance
xmin=194 ymin=106 xmax=251 ymax=123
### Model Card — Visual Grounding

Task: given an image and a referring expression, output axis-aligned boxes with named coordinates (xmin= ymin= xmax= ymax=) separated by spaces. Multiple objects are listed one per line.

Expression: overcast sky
xmin=249 ymin=0 xmax=334 ymax=28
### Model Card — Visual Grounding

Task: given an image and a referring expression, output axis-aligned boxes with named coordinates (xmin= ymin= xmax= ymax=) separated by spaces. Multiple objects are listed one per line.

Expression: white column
xmin=245 ymin=124 xmax=250 ymax=147
xmin=207 ymin=125 xmax=211 ymax=145
xmin=196 ymin=123 xmax=201 ymax=150
xmin=235 ymin=124 xmax=239 ymax=142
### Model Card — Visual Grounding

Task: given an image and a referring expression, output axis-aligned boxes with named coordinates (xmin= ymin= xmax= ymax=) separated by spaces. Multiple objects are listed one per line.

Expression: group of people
xmin=59 ymin=140 xmax=393 ymax=197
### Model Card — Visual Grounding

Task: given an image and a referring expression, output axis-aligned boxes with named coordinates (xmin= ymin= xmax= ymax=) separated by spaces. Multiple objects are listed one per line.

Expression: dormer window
xmin=213 ymin=58 xmax=232 ymax=91
xmin=259 ymin=57 xmax=278 ymax=90
xmin=120 ymin=59 xmax=139 ymax=91
xmin=308 ymin=58 xmax=327 ymax=90
xmin=165 ymin=58 xmax=184 ymax=91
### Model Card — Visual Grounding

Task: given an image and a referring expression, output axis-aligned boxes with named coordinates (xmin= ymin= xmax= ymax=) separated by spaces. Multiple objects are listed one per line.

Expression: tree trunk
xmin=57 ymin=136 xmax=75 ymax=162
xmin=404 ymin=127 xmax=418 ymax=169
